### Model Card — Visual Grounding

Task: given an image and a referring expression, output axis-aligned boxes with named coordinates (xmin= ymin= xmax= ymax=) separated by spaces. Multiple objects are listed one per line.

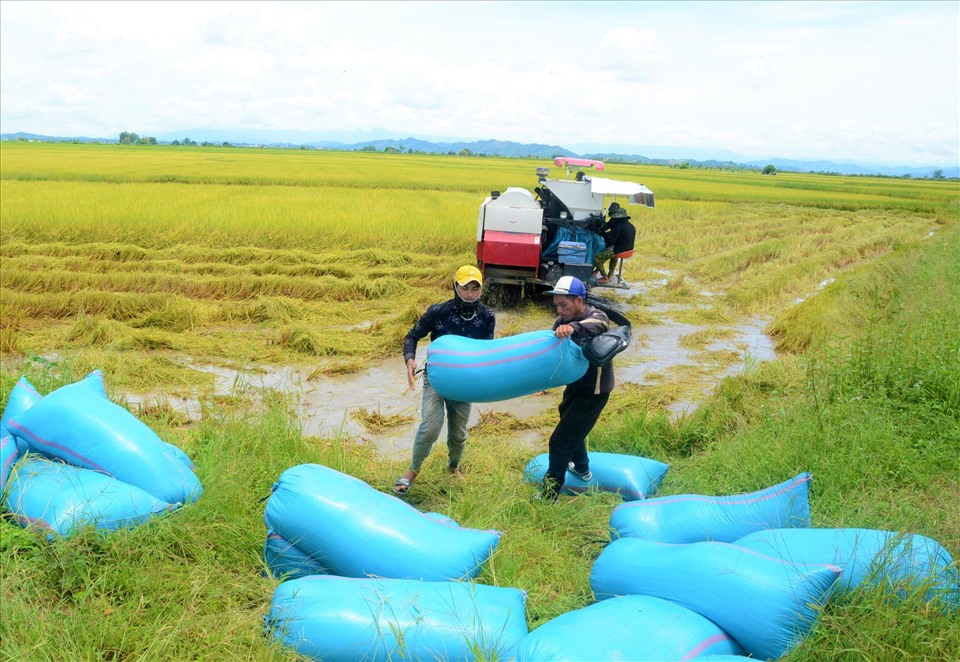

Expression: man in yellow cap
xmin=394 ymin=265 xmax=496 ymax=495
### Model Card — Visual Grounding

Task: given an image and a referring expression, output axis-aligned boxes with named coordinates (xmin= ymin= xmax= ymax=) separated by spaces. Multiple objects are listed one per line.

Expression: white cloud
xmin=0 ymin=0 xmax=956 ymax=165
xmin=601 ymin=27 xmax=662 ymax=52
xmin=743 ymin=57 xmax=769 ymax=80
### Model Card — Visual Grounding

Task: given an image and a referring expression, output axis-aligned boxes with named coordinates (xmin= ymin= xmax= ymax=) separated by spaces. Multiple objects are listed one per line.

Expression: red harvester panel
xmin=478 ymin=230 xmax=541 ymax=268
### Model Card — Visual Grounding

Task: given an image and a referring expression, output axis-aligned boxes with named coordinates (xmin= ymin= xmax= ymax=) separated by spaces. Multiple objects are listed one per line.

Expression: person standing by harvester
xmin=540 ymin=275 xmax=612 ymax=501
xmin=393 ymin=265 xmax=495 ymax=495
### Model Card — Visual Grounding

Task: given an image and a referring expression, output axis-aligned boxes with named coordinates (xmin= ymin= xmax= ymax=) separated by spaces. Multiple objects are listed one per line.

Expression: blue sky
xmin=1 ymin=1 xmax=957 ymax=165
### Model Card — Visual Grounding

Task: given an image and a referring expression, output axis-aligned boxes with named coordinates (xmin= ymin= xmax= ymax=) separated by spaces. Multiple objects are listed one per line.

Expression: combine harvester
xmin=475 ymin=157 xmax=655 ymax=299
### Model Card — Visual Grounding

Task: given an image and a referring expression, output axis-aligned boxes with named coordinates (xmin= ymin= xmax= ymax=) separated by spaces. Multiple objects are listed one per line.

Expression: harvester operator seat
xmin=613 ymin=249 xmax=635 ymax=284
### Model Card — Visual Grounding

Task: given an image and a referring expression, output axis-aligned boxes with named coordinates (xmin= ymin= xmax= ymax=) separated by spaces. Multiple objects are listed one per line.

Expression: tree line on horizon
xmin=2 ymin=131 xmax=952 ymax=180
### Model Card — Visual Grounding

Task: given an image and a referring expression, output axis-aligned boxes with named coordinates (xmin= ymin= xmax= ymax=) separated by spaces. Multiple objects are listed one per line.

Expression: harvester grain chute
xmin=475 ymin=158 xmax=654 ymax=300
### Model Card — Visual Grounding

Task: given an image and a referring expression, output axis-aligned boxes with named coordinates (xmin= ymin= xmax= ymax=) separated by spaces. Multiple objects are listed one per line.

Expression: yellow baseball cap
xmin=454 ymin=265 xmax=483 ymax=287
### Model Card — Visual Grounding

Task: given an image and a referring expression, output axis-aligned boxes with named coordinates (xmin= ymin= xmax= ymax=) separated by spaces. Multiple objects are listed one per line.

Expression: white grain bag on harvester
xmin=3 ymin=455 xmax=174 ymax=537
xmin=426 ymin=329 xmax=589 ymax=402
xmin=589 ymin=536 xmax=842 ymax=661
xmin=609 ymin=472 xmax=812 ymax=543
xmin=513 ymin=594 xmax=745 ymax=661
xmin=523 ymin=452 xmax=669 ymax=501
xmin=6 ymin=371 xmax=202 ymax=506
xmin=266 ymin=575 xmax=528 ymax=661
xmin=734 ymin=527 xmax=960 ymax=607
xmin=263 ymin=463 xmax=501 ymax=581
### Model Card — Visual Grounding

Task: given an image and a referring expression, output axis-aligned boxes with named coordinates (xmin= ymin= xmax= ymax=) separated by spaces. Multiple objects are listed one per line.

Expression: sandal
xmin=393 ymin=470 xmax=417 ymax=495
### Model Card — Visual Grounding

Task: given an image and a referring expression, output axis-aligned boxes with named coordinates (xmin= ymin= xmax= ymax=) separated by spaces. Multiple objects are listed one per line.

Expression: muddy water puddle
xmin=126 ymin=358 xmax=558 ymax=460
xmin=624 ymin=313 xmax=775 ymax=417
xmin=620 ymin=315 xmax=776 ymax=383
xmin=124 ymin=278 xmax=777 ymax=459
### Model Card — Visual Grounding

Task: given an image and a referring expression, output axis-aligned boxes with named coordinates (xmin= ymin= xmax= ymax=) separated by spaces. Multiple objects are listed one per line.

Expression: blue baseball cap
xmin=546 ymin=276 xmax=587 ymax=297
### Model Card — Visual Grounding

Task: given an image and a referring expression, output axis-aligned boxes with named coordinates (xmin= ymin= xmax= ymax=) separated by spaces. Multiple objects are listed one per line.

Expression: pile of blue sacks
xmin=263 ymin=465 xmax=957 ymax=661
xmin=261 ymin=463 xmax=528 ymax=660
xmin=260 ymin=436 xmax=675 ymax=659
xmin=5 ymin=359 xmax=953 ymax=660
xmin=0 ymin=371 xmax=202 ymax=537
xmin=527 ymin=473 xmax=958 ymax=661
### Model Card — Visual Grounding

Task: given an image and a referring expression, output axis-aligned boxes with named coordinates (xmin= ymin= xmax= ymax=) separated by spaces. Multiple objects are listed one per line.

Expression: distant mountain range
xmin=3 ymin=130 xmax=957 ymax=179
xmin=313 ymin=136 xmax=575 ymax=160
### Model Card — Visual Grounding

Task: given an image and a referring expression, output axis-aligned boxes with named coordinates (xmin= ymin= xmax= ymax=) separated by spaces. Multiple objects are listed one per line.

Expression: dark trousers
xmin=542 ymin=389 xmax=610 ymax=499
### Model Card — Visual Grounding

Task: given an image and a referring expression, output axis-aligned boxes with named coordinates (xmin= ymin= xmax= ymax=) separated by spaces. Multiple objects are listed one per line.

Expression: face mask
xmin=453 ymin=286 xmax=480 ymax=321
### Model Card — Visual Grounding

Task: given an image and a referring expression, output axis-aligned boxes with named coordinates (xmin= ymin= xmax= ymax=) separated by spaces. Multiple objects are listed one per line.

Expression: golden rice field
xmin=1 ymin=141 xmax=957 ymax=394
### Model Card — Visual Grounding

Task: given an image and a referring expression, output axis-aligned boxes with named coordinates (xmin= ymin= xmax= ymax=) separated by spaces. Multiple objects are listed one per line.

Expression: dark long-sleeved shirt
xmin=553 ymin=305 xmax=614 ymax=395
xmin=602 ymin=218 xmax=637 ymax=255
xmin=403 ymin=298 xmax=496 ymax=363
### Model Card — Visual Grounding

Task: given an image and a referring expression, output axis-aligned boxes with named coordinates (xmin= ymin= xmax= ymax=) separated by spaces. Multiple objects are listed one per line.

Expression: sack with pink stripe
xmin=589 ymin=536 xmax=841 ymax=660
xmin=514 ymin=594 xmax=745 ymax=661
xmin=426 ymin=330 xmax=588 ymax=403
xmin=609 ymin=473 xmax=812 ymax=543
xmin=7 ymin=373 xmax=202 ymax=506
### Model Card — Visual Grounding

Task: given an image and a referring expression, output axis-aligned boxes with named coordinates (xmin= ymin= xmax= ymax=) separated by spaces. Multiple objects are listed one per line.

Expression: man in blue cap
xmin=540 ymin=276 xmax=612 ymax=501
